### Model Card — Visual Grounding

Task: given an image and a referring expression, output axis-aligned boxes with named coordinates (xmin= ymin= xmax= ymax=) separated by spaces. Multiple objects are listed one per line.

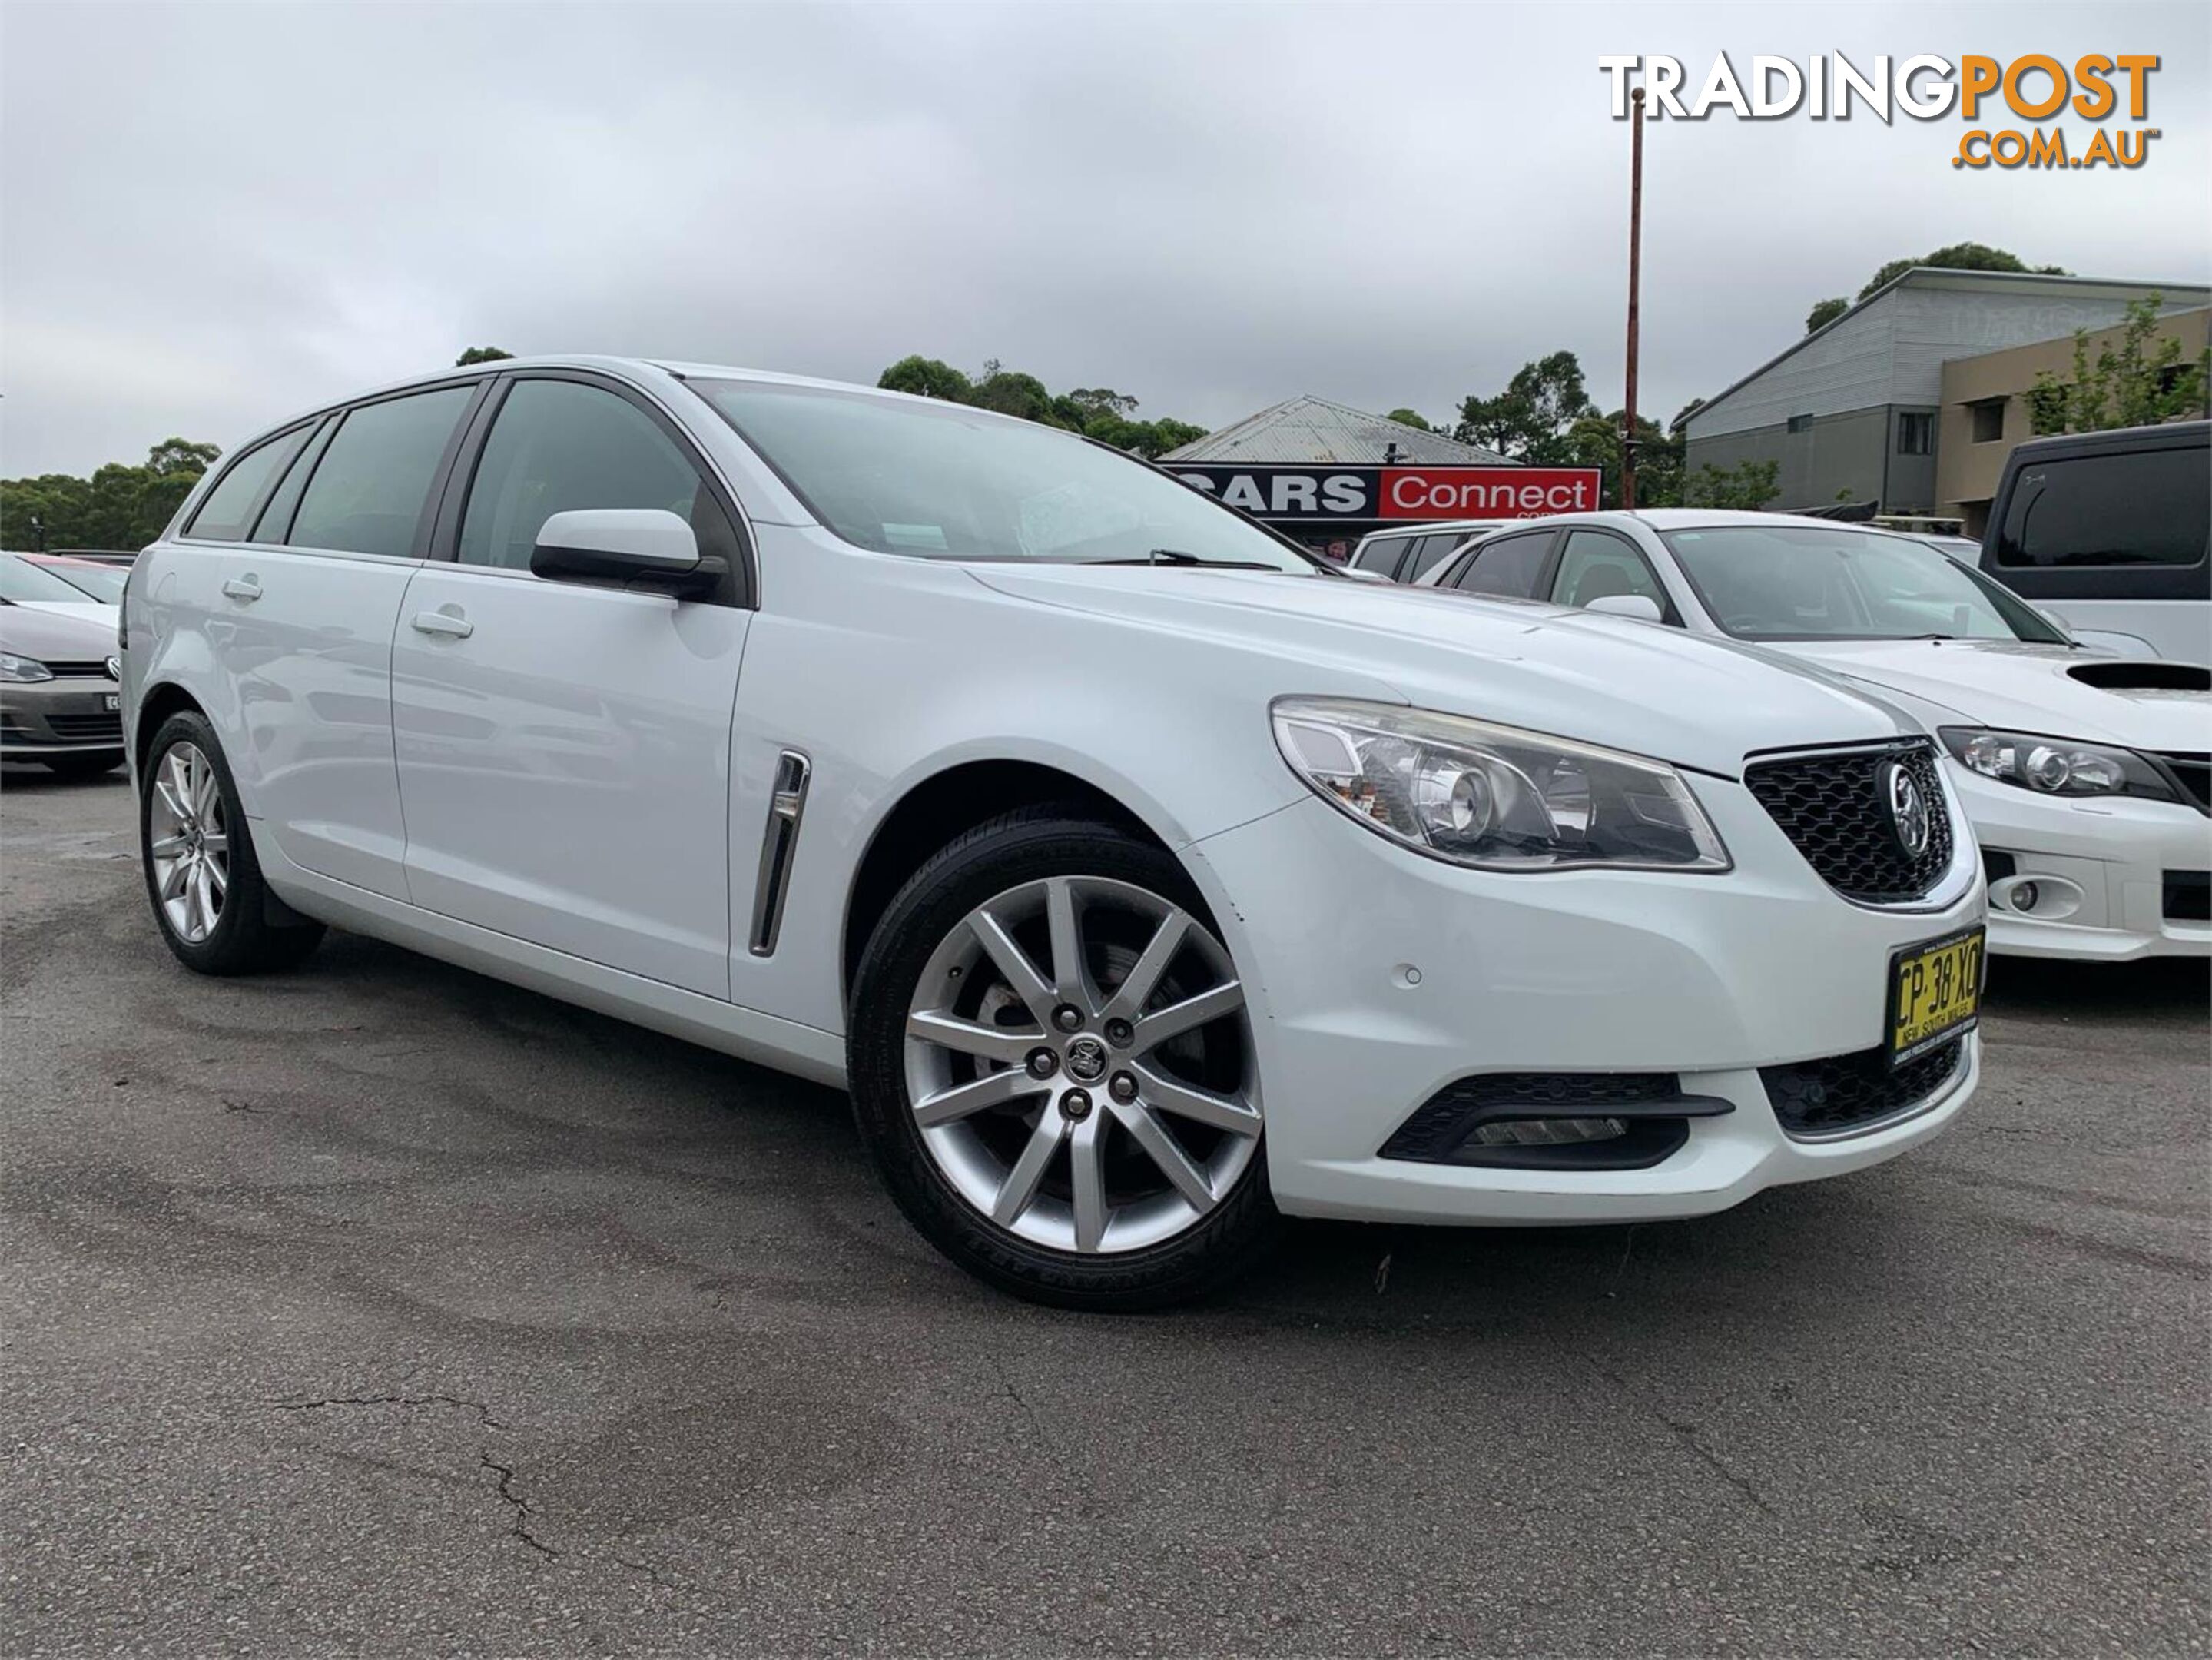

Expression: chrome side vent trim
xmin=748 ymin=749 xmax=812 ymax=957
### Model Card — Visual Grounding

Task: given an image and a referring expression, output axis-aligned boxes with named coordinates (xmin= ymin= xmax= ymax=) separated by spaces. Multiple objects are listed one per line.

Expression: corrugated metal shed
xmin=1162 ymin=395 xmax=1510 ymax=465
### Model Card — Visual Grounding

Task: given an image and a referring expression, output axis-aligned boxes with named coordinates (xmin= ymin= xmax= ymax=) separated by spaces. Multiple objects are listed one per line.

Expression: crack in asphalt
xmin=272 ymin=1393 xmax=509 ymax=1429
xmin=479 ymin=1453 xmax=559 ymax=1558
xmin=1570 ymin=1350 xmax=1777 ymax=1519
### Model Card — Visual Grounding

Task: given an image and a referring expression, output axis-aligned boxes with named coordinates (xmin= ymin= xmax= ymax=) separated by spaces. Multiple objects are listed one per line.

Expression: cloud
xmin=5 ymin=2 xmax=2207 ymax=473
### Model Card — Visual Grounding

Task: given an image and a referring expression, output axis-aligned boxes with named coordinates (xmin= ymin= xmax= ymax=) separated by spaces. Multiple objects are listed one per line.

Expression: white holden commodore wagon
xmin=122 ymin=358 xmax=1984 ymax=1307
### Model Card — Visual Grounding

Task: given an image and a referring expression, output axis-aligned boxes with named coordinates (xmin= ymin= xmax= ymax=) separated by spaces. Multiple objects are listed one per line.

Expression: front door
xmin=390 ymin=374 xmax=751 ymax=998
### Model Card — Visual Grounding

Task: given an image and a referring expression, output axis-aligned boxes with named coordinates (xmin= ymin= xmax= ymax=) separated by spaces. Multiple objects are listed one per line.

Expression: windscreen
xmin=1660 ymin=524 xmax=2066 ymax=642
xmin=694 ymin=380 xmax=1315 ymax=572
xmin=0 ymin=555 xmax=106 ymax=605
xmin=35 ymin=561 xmax=126 ymax=602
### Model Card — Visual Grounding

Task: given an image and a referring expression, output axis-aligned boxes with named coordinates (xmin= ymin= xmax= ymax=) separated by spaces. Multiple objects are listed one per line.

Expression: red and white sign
xmin=1169 ymin=463 xmax=1602 ymax=523
xmin=1377 ymin=467 xmax=1603 ymax=520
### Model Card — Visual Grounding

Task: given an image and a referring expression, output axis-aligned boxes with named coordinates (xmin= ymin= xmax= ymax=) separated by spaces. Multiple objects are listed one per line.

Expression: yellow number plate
xmin=1889 ymin=928 xmax=1985 ymax=1064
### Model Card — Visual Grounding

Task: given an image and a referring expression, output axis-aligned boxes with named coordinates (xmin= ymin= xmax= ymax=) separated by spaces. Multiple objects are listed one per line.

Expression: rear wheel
xmin=140 ymin=712 xmax=325 ymax=975
xmin=850 ymin=808 xmax=1276 ymax=1310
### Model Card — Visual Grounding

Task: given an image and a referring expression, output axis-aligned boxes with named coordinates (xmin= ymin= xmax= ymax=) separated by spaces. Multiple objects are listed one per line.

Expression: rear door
xmin=1448 ymin=528 xmax=1558 ymax=599
xmin=1401 ymin=531 xmax=1471 ymax=584
xmin=390 ymin=371 xmax=752 ymax=997
xmin=194 ymin=382 xmax=482 ymax=899
xmin=1350 ymin=534 xmax=1414 ymax=579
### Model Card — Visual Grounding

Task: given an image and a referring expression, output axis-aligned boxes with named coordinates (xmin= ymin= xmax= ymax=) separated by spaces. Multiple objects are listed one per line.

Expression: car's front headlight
xmin=1272 ymin=697 xmax=1730 ymax=872
xmin=0 ymin=651 xmax=53 ymax=683
xmin=1939 ymin=726 xmax=2179 ymax=803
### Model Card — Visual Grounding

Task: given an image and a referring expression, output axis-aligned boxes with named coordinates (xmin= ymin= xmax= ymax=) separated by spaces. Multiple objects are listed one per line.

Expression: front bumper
xmin=1949 ymin=762 xmax=2211 ymax=961
xmin=0 ymin=682 xmax=126 ymax=759
xmin=1183 ymin=778 xmax=1982 ymax=1226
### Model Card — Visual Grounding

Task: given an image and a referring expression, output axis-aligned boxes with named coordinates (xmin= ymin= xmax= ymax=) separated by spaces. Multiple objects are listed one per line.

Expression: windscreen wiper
xmin=1086 ymin=549 xmax=1288 ymax=570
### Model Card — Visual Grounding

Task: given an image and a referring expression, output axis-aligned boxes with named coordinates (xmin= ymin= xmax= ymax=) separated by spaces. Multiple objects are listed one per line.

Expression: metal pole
xmin=1622 ymin=88 xmax=1644 ymax=511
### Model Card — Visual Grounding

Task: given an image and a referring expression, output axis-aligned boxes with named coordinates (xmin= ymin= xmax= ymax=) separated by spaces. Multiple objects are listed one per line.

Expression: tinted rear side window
xmin=184 ymin=426 xmax=312 ymax=542
xmin=288 ymin=387 xmax=473 ymax=558
xmin=1996 ymin=445 xmax=2210 ymax=569
xmin=1352 ymin=536 xmax=1411 ymax=576
xmin=1455 ymin=531 xmax=1552 ymax=597
xmin=1404 ymin=533 xmax=1466 ymax=583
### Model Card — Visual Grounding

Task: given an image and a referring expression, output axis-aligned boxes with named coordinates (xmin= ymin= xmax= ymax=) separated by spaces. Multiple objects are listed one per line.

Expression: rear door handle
xmin=410 ymin=608 xmax=474 ymax=639
xmin=221 ymin=576 xmax=262 ymax=602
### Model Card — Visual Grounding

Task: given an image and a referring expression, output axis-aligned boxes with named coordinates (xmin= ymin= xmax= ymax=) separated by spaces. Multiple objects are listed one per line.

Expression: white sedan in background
xmin=0 ymin=552 xmax=118 ymax=626
xmin=1421 ymin=510 xmax=2211 ymax=961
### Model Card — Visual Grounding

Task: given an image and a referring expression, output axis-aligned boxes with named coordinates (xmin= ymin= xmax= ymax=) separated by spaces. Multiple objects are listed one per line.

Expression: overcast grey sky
xmin=4 ymin=2 xmax=2207 ymax=476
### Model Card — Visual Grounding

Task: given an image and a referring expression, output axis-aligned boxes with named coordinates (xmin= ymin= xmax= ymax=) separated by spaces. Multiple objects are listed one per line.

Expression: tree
xmin=1454 ymin=351 xmax=1594 ymax=463
xmin=147 ymin=437 xmax=221 ymax=478
xmin=1683 ymin=458 xmax=1780 ymax=510
xmin=1802 ymin=245 xmax=2071 ymax=334
xmin=1567 ymin=409 xmax=1685 ymax=510
xmin=1385 ymin=408 xmax=1433 ymax=432
xmin=456 ymin=346 xmax=514 ymax=366
xmin=2 ymin=437 xmax=222 ymax=551
xmin=967 ymin=369 xmax=1060 ymax=424
xmin=1858 ymin=243 xmax=2066 ymax=300
xmin=877 ymin=355 xmax=973 ymax=402
xmin=1805 ymin=297 xmax=1849 ymax=334
xmin=871 ymin=356 xmax=1209 ymax=456
xmin=1063 ymin=387 xmax=1139 ymax=420
xmin=2028 ymin=294 xmax=2212 ymax=436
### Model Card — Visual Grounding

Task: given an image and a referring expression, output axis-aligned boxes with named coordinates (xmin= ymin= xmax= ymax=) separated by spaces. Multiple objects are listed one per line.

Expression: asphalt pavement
xmin=3 ymin=767 xmax=2207 ymax=1657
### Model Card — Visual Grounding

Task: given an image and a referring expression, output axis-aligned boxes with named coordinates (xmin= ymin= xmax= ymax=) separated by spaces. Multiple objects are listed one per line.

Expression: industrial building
xmin=1680 ymin=269 xmax=2210 ymax=519
xmin=1937 ymin=305 xmax=2210 ymax=536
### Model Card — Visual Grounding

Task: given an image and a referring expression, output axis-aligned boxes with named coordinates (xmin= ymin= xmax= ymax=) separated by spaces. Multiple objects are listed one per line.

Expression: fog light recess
xmin=1380 ymin=1074 xmax=1733 ymax=1172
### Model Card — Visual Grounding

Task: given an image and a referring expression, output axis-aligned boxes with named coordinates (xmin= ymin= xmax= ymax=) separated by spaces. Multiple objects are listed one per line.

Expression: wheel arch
xmin=840 ymin=758 xmax=1178 ymax=1009
xmin=134 ymin=681 xmax=209 ymax=779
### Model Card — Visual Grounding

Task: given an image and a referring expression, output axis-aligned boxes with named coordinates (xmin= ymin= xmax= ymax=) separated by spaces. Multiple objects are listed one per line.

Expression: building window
xmin=1897 ymin=412 xmax=1934 ymax=456
xmin=1786 ymin=413 xmax=1813 ymax=434
xmin=1969 ymin=400 xmax=2006 ymax=443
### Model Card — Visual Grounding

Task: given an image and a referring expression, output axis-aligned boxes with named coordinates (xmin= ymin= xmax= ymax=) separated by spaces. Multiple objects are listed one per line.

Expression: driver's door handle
xmin=221 ymin=576 xmax=262 ymax=602
xmin=410 ymin=609 xmax=474 ymax=639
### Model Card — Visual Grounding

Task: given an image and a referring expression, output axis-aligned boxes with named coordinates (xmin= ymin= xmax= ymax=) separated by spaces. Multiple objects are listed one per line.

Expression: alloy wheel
xmin=148 ymin=742 xmax=229 ymax=944
xmin=903 ymin=875 xmax=1262 ymax=1254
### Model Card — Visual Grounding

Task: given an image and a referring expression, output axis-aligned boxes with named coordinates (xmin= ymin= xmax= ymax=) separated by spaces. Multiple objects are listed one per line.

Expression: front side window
xmin=1550 ymin=530 xmax=1669 ymax=614
xmin=1453 ymin=531 xmax=1551 ymax=598
xmin=1660 ymin=524 xmax=2066 ymax=642
xmin=1995 ymin=446 xmax=2210 ymax=569
xmin=694 ymin=380 xmax=1315 ymax=573
xmin=287 ymin=387 xmax=473 ymax=558
xmin=184 ymin=425 xmax=310 ymax=542
xmin=458 ymin=380 xmax=733 ymax=571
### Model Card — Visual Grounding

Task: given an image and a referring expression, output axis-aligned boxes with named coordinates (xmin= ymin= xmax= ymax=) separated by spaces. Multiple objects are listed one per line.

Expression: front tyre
xmin=849 ymin=808 xmax=1277 ymax=1310
xmin=139 ymin=712 xmax=325 ymax=975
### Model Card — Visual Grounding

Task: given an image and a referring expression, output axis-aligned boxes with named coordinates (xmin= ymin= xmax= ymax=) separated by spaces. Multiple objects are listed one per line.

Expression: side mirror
xmin=530 ymin=509 xmax=725 ymax=600
xmin=1584 ymin=593 xmax=1663 ymax=622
